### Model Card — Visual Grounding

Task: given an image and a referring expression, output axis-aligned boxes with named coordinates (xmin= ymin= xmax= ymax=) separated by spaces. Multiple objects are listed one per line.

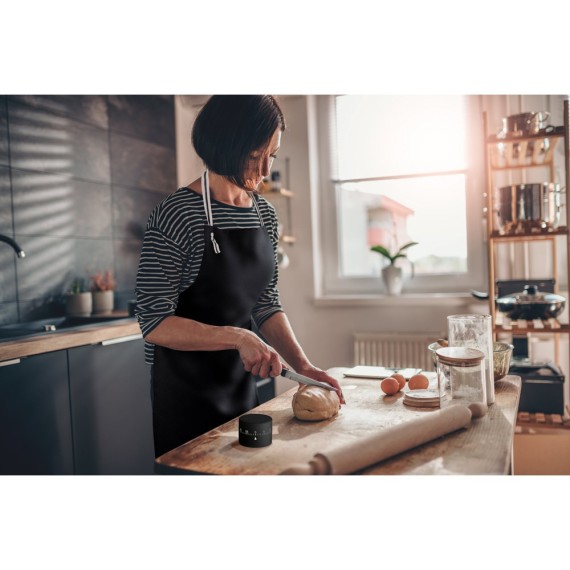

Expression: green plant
xmin=370 ymin=241 xmax=418 ymax=274
xmin=68 ymin=278 xmax=87 ymax=295
xmin=90 ymin=270 xmax=116 ymax=292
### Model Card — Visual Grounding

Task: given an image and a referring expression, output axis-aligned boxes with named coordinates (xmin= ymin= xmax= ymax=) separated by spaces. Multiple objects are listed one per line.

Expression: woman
xmin=136 ymin=95 xmax=344 ymax=458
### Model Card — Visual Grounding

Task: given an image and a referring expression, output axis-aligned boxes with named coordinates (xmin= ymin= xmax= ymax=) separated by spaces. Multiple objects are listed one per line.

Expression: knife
xmin=280 ymin=368 xmax=336 ymax=391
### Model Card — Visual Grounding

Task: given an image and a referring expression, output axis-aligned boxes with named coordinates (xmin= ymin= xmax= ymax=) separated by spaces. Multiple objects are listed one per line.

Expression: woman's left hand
xmin=297 ymin=365 xmax=346 ymax=405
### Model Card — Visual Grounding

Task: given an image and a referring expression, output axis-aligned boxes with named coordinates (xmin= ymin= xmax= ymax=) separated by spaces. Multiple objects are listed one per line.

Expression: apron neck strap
xmin=201 ymin=169 xmax=264 ymax=227
xmin=201 ymin=170 xmax=220 ymax=254
xmin=248 ymin=191 xmax=265 ymax=227
xmin=201 ymin=169 xmax=214 ymax=227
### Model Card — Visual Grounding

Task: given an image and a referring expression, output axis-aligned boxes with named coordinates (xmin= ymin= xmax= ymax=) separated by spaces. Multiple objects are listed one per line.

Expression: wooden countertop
xmin=0 ymin=315 xmax=142 ymax=362
xmin=155 ymin=368 xmax=522 ymax=475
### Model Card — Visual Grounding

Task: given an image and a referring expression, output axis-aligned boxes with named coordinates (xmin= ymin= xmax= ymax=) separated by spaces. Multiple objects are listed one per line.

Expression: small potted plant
xmin=370 ymin=241 xmax=418 ymax=295
xmin=66 ymin=278 xmax=92 ymax=317
xmin=90 ymin=270 xmax=116 ymax=315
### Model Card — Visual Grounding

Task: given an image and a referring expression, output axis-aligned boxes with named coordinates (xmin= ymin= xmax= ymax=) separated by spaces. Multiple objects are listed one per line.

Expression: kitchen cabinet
xmin=483 ymin=100 xmax=570 ymax=414
xmin=68 ymin=335 xmax=155 ymax=475
xmin=0 ymin=351 xmax=74 ymax=475
xmin=0 ymin=323 xmax=155 ymax=475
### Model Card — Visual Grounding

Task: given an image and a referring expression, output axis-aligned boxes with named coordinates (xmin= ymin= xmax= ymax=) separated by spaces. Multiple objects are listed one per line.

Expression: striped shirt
xmin=135 ymin=186 xmax=283 ymax=364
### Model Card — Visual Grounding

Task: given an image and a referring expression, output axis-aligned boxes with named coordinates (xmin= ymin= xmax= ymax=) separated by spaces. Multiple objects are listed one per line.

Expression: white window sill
xmin=313 ymin=293 xmax=479 ymax=308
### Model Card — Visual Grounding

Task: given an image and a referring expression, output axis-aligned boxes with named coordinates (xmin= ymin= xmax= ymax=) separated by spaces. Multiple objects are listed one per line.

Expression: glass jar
xmin=435 ymin=347 xmax=486 ymax=407
xmin=447 ymin=314 xmax=495 ymax=405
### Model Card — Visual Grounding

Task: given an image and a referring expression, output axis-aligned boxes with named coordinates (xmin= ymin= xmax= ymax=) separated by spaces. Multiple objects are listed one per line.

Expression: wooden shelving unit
xmin=494 ymin=312 xmax=570 ymax=333
xmin=483 ymin=100 xmax=570 ymax=369
xmin=260 ymin=156 xmax=296 ymax=245
xmin=487 ymin=128 xmax=565 ymax=173
xmin=265 ymin=187 xmax=294 ymax=199
xmin=489 ymin=227 xmax=569 ymax=240
xmin=260 ymin=186 xmax=296 ymax=244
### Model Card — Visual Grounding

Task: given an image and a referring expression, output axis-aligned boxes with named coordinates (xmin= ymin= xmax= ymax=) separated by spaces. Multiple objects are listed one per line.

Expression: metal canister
xmin=496 ymin=182 xmax=562 ymax=233
xmin=540 ymin=182 xmax=562 ymax=229
xmin=501 ymin=111 xmax=550 ymax=136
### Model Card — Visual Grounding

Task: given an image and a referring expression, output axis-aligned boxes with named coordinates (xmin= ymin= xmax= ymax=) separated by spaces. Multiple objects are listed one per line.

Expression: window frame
xmin=313 ymin=94 xmax=488 ymax=297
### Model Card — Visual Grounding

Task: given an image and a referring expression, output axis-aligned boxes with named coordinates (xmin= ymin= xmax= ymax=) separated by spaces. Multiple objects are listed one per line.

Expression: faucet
xmin=0 ymin=234 xmax=26 ymax=258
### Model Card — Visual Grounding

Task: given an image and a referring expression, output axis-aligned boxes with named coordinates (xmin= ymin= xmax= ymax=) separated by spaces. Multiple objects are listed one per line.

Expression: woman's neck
xmin=189 ymin=172 xmax=252 ymax=207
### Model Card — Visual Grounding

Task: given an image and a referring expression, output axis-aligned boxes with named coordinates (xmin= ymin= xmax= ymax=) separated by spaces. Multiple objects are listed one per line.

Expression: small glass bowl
xmin=493 ymin=342 xmax=514 ymax=381
xmin=427 ymin=341 xmax=441 ymax=370
xmin=429 ymin=341 xmax=513 ymax=380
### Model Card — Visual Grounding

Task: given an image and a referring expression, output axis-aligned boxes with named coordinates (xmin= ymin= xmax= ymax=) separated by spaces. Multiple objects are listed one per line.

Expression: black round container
xmin=238 ymin=413 xmax=272 ymax=448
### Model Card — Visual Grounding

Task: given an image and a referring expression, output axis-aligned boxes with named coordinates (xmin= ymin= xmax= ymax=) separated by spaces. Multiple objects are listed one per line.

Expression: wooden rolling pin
xmin=281 ymin=403 xmax=486 ymax=475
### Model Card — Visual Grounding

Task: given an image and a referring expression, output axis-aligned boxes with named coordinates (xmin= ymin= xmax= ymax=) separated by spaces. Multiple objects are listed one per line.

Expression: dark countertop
xmin=0 ymin=312 xmax=142 ymax=362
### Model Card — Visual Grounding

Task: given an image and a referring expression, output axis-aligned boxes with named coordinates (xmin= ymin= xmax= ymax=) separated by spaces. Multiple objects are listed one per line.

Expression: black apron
xmin=152 ymin=171 xmax=275 ymax=457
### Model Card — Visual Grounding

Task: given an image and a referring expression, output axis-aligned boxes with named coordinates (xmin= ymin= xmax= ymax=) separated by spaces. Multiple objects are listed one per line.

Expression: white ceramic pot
xmin=92 ymin=290 xmax=114 ymax=315
xmin=382 ymin=265 xmax=403 ymax=296
xmin=66 ymin=292 xmax=92 ymax=317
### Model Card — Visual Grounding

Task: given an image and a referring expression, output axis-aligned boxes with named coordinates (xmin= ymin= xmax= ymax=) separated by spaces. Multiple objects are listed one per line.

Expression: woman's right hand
xmin=235 ymin=329 xmax=283 ymax=379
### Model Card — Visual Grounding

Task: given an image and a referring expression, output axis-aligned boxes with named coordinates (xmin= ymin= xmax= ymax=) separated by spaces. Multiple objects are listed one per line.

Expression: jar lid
xmin=435 ymin=346 xmax=484 ymax=366
xmin=403 ymin=389 xmax=442 ymax=409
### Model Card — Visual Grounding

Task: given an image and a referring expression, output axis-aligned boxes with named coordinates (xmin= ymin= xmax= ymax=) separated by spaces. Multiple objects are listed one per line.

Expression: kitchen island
xmin=155 ymin=368 xmax=521 ymax=475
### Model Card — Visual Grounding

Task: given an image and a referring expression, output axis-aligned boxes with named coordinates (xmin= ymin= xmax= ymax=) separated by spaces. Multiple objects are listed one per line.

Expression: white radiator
xmin=353 ymin=332 xmax=444 ymax=371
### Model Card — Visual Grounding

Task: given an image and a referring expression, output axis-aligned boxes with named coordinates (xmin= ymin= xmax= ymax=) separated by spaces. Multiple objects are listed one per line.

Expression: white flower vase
xmin=66 ymin=292 xmax=93 ymax=317
xmin=382 ymin=265 xmax=403 ymax=296
xmin=92 ymin=290 xmax=114 ymax=315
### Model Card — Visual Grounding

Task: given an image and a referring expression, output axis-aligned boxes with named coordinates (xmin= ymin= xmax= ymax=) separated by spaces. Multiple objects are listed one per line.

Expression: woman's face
xmin=244 ymin=128 xmax=282 ymax=191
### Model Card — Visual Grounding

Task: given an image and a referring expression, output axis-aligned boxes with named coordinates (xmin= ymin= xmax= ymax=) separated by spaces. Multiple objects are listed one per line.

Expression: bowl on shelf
xmin=428 ymin=340 xmax=513 ymax=381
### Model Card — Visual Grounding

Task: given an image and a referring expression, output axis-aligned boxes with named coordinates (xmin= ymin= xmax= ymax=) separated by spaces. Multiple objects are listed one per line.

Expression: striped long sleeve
xmin=135 ymin=187 xmax=283 ymax=364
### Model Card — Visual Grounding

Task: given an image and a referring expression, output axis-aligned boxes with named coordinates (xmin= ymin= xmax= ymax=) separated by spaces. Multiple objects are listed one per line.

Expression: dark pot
xmin=501 ymin=111 xmax=551 ymax=136
xmin=497 ymin=182 xmax=562 ymax=234
xmin=496 ymin=285 xmax=565 ymax=320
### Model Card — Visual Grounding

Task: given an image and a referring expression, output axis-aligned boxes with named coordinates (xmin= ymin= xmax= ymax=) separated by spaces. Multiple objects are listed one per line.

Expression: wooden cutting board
xmin=154 ymin=369 xmax=521 ymax=475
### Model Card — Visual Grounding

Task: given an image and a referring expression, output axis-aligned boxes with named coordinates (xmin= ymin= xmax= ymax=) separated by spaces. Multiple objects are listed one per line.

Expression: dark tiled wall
xmin=0 ymin=95 xmax=176 ymax=324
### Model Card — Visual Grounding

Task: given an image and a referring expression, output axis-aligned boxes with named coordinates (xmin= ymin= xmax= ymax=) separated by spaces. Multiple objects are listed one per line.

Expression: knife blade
xmin=280 ymin=368 xmax=336 ymax=391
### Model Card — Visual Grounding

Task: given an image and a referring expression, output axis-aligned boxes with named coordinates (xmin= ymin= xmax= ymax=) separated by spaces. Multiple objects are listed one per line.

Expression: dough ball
xmin=292 ymin=384 xmax=340 ymax=421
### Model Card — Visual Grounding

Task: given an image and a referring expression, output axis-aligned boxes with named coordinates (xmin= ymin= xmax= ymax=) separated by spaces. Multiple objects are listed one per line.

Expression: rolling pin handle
xmin=311 ymin=454 xmax=332 ymax=475
xmin=280 ymin=463 xmax=313 ymax=475
xmin=280 ymin=454 xmax=332 ymax=475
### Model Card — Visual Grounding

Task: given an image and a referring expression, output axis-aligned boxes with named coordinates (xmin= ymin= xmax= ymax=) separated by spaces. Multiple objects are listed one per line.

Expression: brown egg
xmin=391 ymin=373 xmax=405 ymax=391
xmin=408 ymin=374 xmax=429 ymax=390
xmin=381 ymin=377 xmax=400 ymax=395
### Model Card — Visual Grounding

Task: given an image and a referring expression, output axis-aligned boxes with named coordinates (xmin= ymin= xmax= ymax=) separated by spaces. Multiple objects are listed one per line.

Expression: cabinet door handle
xmin=0 ymin=358 xmax=21 ymax=367
xmin=100 ymin=333 xmax=143 ymax=346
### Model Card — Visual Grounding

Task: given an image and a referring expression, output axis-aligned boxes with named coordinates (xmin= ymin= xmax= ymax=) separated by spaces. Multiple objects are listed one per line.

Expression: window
xmin=315 ymin=94 xmax=486 ymax=296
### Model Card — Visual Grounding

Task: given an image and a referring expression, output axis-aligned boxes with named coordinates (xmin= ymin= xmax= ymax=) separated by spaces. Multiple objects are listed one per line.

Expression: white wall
xmin=175 ymin=94 xmax=569 ymax=402
xmin=174 ymin=95 xmax=206 ymax=185
xmin=260 ymin=96 xmax=485 ymax=393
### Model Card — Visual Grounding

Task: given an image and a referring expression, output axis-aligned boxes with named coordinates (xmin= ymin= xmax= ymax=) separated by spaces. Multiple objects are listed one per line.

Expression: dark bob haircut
xmin=191 ymin=95 xmax=286 ymax=189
